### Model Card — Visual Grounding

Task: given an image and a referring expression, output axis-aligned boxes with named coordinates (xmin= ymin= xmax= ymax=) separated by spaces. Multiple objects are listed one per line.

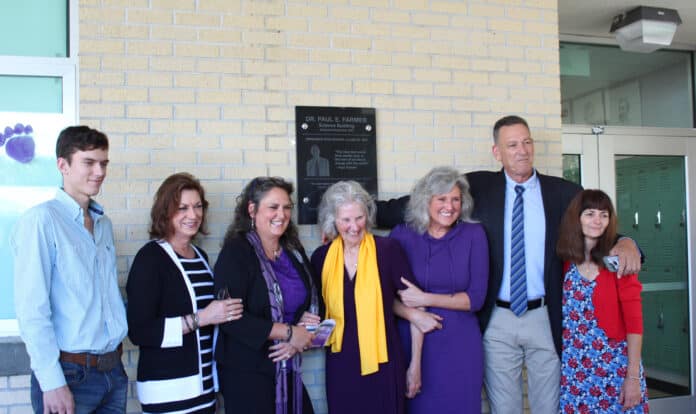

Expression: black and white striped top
xmin=142 ymin=252 xmax=216 ymax=414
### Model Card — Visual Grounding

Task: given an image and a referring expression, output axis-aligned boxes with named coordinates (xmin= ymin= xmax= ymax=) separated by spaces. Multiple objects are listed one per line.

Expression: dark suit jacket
xmin=376 ymin=169 xmax=582 ymax=356
xmin=213 ymin=234 xmax=323 ymax=377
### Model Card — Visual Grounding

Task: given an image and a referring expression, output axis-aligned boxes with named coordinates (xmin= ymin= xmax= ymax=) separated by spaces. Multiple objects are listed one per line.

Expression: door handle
xmin=633 ymin=211 xmax=639 ymax=228
xmin=657 ymin=305 xmax=664 ymax=330
xmin=655 ymin=210 xmax=661 ymax=227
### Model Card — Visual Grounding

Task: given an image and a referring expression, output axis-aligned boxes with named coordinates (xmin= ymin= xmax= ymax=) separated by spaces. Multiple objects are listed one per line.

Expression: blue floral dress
xmin=560 ymin=264 xmax=649 ymax=413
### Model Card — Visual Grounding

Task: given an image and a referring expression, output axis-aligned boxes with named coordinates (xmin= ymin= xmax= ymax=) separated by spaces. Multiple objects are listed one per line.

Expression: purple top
xmin=271 ymin=250 xmax=307 ymax=323
xmin=390 ymin=222 xmax=488 ymax=311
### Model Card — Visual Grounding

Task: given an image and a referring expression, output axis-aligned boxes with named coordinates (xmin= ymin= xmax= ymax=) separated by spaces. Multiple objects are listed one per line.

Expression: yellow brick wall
xmin=0 ymin=1 xmax=562 ymax=413
xmin=79 ymin=0 xmax=562 ymax=249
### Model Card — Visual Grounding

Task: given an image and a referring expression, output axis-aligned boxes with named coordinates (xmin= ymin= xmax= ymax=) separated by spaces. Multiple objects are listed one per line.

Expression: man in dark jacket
xmin=377 ymin=115 xmax=641 ymax=413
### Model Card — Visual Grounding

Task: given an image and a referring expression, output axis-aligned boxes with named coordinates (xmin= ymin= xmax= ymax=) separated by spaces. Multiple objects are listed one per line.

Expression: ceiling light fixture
xmin=610 ymin=6 xmax=682 ymax=53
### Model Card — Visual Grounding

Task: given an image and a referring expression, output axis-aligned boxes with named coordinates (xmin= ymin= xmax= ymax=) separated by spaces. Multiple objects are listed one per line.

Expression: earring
xmin=251 ymin=217 xmax=255 ymax=230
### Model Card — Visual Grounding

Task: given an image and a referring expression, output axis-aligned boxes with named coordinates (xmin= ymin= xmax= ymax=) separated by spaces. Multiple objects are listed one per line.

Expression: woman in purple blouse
xmin=390 ymin=166 xmax=489 ymax=413
xmin=213 ymin=177 xmax=322 ymax=414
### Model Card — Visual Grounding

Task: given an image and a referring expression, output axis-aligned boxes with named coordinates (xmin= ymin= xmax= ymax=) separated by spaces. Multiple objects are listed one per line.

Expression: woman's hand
xmin=198 ymin=298 xmax=243 ymax=326
xmin=411 ymin=307 xmax=443 ymax=333
xmin=269 ymin=341 xmax=298 ymax=363
xmin=269 ymin=325 xmax=314 ymax=362
xmin=398 ymin=278 xmax=430 ymax=308
xmin=619 ymin=376 xmax=642 ymax=410
xmin=289 ymin=325 xmax=314 ymax=352
xmin=405 ymin=362 xmax=422 ymax=398
xmin=297 ymin=312 xmax=321 ymax=330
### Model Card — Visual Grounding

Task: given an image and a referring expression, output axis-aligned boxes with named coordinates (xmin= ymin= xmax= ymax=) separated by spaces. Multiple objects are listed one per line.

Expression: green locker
xmin=615 ymin=155 xmax=690 ymax=391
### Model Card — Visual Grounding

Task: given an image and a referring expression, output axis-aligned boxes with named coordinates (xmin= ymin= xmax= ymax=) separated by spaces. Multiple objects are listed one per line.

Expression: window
xmin=0 ymin=0 xmax=77 ymax=336
xmin=0 ymin=1 xmax=68 ymax=58
xmin=560 ymin=43 xmax=694 ymax=128
xmin=562 ymin=154 xmax=581 ymax=185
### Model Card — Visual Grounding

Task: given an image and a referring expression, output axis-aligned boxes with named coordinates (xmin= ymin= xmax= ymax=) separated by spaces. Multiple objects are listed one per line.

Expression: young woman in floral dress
xmin=556 ymin=189 xmax=648 ymax=413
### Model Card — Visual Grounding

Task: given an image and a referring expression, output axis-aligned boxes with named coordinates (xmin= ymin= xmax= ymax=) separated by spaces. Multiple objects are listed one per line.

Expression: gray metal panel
xmin=0 ymin=338 xmax=31 ymax=376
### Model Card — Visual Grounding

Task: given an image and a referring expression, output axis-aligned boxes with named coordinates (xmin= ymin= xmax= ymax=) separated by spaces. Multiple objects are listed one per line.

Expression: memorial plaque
xmin=295 ymin=106 xmax=377 ymax=224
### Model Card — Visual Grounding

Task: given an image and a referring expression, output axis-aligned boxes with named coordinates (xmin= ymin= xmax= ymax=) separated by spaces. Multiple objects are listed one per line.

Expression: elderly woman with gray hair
xmin=390 ymin=166 xmax=489 ymax=413
xmin=310 ymin=181 xmax=440 ymax=414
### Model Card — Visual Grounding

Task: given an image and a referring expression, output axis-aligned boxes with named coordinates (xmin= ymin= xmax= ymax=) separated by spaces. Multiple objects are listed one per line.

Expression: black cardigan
xmin=213 ymin=234 xmax=323 ymax=376
xmin=126 ymin=240 xmax=211 ymax=392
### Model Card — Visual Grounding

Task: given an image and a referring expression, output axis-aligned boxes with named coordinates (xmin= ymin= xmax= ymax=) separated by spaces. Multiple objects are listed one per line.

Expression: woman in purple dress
xmin=390 ymin=166 xmax=489 ymax=413
xmin=311 ymin=181 xmax=441 ymax=414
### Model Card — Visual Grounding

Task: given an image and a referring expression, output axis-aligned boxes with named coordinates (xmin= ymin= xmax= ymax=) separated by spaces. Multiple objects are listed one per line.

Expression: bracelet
xmin=184 ymin=314 xmax=193 ymax=332
xmin=285 ymin=324 xmax=293 ymax=342
xmin=628 ymin=375 xmax=641 ymax=381
xmin=192 ymin=312 xmax=200 ymax=330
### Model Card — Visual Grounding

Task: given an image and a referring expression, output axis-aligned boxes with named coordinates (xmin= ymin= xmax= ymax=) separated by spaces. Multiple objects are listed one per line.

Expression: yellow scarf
xmin=321 ymin=233 xmax=388 ymax=375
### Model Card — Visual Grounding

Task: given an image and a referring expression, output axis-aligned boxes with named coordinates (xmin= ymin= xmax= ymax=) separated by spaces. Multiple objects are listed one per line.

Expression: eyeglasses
xmin=217 ymin=287 xmax=231 ymax=300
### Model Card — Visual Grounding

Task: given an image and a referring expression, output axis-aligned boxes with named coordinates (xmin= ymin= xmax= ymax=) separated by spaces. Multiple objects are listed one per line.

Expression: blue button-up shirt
xmin=11 ymin=189 xmax=127 ymax=391
xmin=498 ymin=170 xmax=547 ymax=302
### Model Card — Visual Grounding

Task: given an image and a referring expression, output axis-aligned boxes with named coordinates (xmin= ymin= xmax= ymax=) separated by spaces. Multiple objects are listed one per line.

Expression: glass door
xmin=562 ymin=126 xmax=696 ymax=412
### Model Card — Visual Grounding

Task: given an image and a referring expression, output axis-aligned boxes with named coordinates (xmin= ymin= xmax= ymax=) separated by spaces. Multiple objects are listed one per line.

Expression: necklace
xmin=171 ymin=242 xmax=194 ymax=259
xmin=343 ymin=256 xmax=358 ymax=274
xmin=577 ymin=261 xmax=598 ymax=280
xmin=264 ymin=245 xmax=281 ymax=260
xmin=347 ymin=260 xmax=358 ymax=279
xmin=345 ymin=249 xmax=358 ymax=271
xmin=260 ymin=237 xmax=282 ymax=260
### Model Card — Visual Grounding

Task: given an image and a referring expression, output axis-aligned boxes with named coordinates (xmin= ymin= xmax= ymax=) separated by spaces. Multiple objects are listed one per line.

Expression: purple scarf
xmin=246 ymin=231 xmax=303 ymax=414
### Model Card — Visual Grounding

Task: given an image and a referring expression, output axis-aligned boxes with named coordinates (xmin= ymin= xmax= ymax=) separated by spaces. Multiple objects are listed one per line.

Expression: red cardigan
xmin=565 ymin=263 xmax=643 ymax=340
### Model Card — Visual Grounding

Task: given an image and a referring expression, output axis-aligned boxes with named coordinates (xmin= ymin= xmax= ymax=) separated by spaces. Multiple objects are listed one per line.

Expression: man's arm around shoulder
xmin=375 ymin=195 xmax=410 ymax=229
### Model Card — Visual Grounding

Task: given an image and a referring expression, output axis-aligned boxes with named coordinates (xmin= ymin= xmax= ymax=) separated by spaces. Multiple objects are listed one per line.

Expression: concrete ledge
xmin=0 ymin=337 xmax=31 ymax=376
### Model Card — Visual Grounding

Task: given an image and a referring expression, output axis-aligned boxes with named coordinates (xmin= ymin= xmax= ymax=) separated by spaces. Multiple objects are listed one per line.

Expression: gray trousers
xmin=483 ymin=305 xmax=560 ymax=414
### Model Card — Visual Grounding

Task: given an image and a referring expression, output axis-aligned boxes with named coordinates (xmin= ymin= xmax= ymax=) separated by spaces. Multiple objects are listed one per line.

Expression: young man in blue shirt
xmin=12 ymin=126 xmax=128 ymax=414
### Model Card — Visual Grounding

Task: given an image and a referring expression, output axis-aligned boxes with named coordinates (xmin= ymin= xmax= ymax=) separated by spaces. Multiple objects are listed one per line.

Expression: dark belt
xmin=59 ymin=344 xmax=122 ymax=372
xmin=496 ymin=297 xmax=545 ymax=311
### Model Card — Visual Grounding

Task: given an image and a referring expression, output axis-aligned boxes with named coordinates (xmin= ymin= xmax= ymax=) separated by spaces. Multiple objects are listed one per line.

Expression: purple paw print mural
xmin=0 ymin=123 xmax=35 ymax=163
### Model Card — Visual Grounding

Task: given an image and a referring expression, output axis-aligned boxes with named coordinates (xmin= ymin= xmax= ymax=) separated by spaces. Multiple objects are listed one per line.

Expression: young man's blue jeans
xmin=31 ymin=361 xmax=128 ymax=414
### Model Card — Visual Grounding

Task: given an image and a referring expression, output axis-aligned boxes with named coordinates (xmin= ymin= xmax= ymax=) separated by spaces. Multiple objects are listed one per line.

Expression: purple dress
xmin=390 ymin=222 xmax=489 ymax=414
xmin=311 ymin=236 xmax=415 ymax=414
